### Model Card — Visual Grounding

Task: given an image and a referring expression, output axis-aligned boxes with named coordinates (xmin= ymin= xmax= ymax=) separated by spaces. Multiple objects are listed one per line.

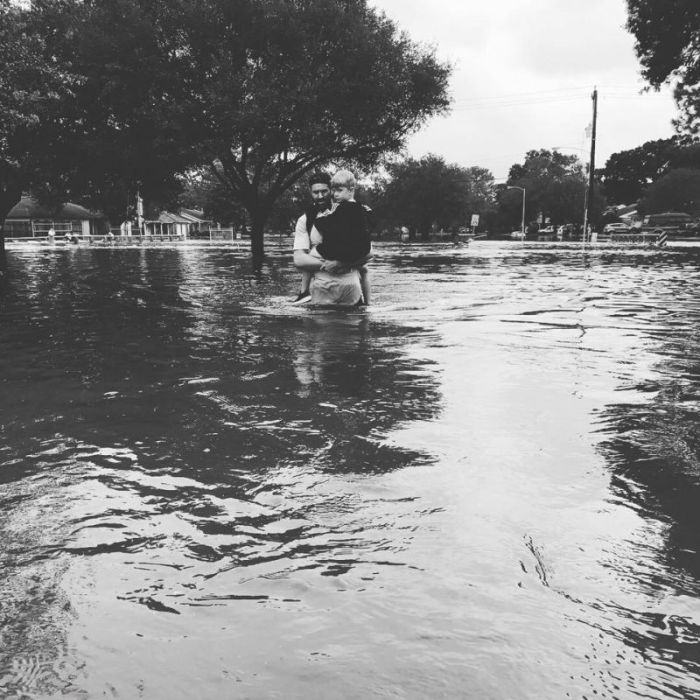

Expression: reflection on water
xmin=2 ymin=243 xmax=700 ymax=698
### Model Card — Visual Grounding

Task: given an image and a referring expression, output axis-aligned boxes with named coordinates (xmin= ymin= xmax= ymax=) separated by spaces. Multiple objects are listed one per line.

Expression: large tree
xmin=601 ymin=138 xmax=700 ymax=205
xmin=373 ymin=155 xmax=495 ymax=236
xmin=626 ymin=0 xmax=700 ymax=135
xmin=0 ymin=0 xmax=190 ymax=255
xmin=639 ymin=168 xmax=700 ymax=215
xmin=0 ymin=0 xmax=79 ymax=255
xmin=43 ymin=0 xmax=450 ymax=259
xmin=600 ymin=138 xmax=676 ymax=205
xmin=505 ymin=149 xmax=600 ymax=228
xmin=31 ymin=0 xmax=201 ymax=223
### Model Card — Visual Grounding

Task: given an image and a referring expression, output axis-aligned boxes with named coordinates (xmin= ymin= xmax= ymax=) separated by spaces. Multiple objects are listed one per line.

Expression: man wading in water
xmin=292 ymin=172 xmax=332 ymax=302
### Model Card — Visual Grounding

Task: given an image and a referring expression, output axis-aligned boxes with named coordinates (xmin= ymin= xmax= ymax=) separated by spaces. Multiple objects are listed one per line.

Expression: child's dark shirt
xmin=313 ymin=201 xmax=371 ymax=263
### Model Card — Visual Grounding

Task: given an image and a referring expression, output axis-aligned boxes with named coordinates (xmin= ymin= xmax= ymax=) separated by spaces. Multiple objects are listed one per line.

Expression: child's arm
xmin=293 ymin=249 xmax=325 ymax=271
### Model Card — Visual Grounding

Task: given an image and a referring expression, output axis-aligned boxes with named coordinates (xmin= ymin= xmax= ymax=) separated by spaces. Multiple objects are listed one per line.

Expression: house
xmin=179 ymin=208 xmax=215 ymax=237
xmin=141 ymin=211 xmax=191 ymax=237
xmin=125 ymin=209 xmax=214 ymax=238
xmin=4 ymin=196 xmax=106 ymax=238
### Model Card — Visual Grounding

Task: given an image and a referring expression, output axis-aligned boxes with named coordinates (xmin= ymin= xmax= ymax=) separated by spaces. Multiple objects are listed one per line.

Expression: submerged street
xmin=1 ymin=242 xmax=700 ymax=698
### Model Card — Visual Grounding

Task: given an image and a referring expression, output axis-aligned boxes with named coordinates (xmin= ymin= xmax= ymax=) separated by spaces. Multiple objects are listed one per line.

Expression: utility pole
xmin=136 ymin=188 xmax=144 ymax=235
xmin=583 ymin=87 xmax=597 ymax=243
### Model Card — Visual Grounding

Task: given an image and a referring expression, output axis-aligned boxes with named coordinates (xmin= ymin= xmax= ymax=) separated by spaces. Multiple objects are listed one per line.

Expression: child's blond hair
xmin=331 ymin=169 xmax=356 ymax=190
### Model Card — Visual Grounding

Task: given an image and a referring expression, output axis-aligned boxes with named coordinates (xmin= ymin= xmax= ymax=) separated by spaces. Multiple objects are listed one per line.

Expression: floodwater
xmin=1 ymin=241 xmax=700 ymax=699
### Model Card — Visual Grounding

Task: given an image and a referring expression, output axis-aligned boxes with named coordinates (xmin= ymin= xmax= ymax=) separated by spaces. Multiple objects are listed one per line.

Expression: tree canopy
xmin=0 ymin=0 xmax=79 ymax=248
xmin=31 ymin=0 xmax=203 ymax=223
xmin=31 ymin=0 xmax=451 ymax=258
xmin=601 ymin=138 xmax=700 ymax=205
xmin=506 ymin=149 xmax=601 ymax=228
xmin=639 ymin=168 xmax=700 ymax=215
xmin=601 ymin=138 xmax=676 ymax=205
xmin=372 ymin=155 xmax=495 ymax=236
xmin=626 ymin=0 xmax=700 ymax=135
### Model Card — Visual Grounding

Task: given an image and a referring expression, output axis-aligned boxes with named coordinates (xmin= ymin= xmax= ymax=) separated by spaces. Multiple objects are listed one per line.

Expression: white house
xmin=4 ymin=197 xmax=105 ymax=238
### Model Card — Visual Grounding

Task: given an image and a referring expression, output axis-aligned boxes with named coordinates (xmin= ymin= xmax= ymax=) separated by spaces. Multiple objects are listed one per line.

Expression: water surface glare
xmin=2 ymin=242 xmax=700 ymax=699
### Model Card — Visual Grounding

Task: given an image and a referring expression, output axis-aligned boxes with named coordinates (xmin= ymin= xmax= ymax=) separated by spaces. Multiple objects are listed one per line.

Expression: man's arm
xmin=292 ymin=213 xmax=323 ymax=271
xmin=294 ymin=250 xmax=350 ymax=274
xmin=294 ymin=250 xmax=348 ymax=272
xmin=293 ymin=249 xmax=324 ymax=271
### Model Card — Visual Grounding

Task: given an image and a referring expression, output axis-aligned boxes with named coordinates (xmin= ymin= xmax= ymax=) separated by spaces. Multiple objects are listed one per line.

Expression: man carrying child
xmin=293 ymin=169 xmax=372 ymax=306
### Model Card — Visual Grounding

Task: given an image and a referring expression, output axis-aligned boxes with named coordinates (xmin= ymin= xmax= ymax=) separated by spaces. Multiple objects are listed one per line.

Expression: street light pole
xmin=507 ymin=186 xmax=526 ymax=238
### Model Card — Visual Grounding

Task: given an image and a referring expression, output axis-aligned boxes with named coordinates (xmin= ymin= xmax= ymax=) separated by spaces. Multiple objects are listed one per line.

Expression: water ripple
xmin=3 ymin=243 xmax=700 ymax=697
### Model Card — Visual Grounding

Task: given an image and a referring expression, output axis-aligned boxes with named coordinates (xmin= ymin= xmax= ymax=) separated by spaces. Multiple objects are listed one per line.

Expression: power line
xmin=448 ymin=85 xmax=669 ymax=112
xmin=452 ymin=86 xmax=592 ymax=102
xmin=451 ymin=97 xmax=589 ymax=112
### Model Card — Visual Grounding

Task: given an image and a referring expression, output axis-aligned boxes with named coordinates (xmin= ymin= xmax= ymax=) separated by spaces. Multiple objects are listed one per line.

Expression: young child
xmin=302 ymin=169 xmax=372 ymax=304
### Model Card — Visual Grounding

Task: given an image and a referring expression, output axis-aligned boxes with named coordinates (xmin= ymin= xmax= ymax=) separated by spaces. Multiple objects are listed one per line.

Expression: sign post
xmin=470 ymin=214 xmax=479 ymax=236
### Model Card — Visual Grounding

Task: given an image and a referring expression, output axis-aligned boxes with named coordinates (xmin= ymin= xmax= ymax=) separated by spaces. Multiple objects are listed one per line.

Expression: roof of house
xmin=179 ymin=208 xmax=213 ymax=224
xmin=146 ymin=211 xmax=192 ymax=224
xmin=619 ymin=210 xmax=639 ymax=221
xmin=6 ymin=196 xmax=103 ymax=220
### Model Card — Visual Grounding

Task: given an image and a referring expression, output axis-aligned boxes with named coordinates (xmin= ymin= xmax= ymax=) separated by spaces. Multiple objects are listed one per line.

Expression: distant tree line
xmin=360 ymin=150 xmax=597 ymax=237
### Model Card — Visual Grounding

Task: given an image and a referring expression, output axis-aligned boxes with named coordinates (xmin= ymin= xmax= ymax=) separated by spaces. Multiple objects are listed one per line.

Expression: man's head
xmin=309 ymin=172 xmax=331 ymax=210
xmin=331 ymin=169 xmax=356 ymax=203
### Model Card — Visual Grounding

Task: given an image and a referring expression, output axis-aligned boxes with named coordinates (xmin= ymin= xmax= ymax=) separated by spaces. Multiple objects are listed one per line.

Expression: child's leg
xmin=293 ymin=269 xmax=313 ymax=303
xmin=359 ymin=265 xmax=370 ymax=305
xmin=299 ymin=270 xmax=311 ymax=294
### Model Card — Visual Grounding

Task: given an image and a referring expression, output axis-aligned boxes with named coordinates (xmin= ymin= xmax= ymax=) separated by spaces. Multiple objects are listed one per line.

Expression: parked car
xmin=641 ymin=212 xmax=696 ymax=235
xmin=602 ymin=222 xmax=631 ymax=234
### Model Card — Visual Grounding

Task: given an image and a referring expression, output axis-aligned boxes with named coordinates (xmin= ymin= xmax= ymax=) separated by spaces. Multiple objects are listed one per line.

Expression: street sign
xmin=470 ymin=214 xmax=480 ymax=227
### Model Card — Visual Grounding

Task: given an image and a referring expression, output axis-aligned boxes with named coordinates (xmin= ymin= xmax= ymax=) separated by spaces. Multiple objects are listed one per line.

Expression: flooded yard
xmin=1 ymin=241 xmax=700 ymax=699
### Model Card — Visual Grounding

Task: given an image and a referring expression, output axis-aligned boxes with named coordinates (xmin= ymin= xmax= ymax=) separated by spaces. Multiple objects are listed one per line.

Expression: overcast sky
xmin=368 ymin=0 xmax=678 ymax=181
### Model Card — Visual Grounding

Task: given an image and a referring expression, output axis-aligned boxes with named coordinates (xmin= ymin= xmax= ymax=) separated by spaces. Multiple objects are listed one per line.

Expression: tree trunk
xmin=249 ymin=210 xmax=267 ymax=267
xmin=0 ymin=186 xmax=22 ymax=273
